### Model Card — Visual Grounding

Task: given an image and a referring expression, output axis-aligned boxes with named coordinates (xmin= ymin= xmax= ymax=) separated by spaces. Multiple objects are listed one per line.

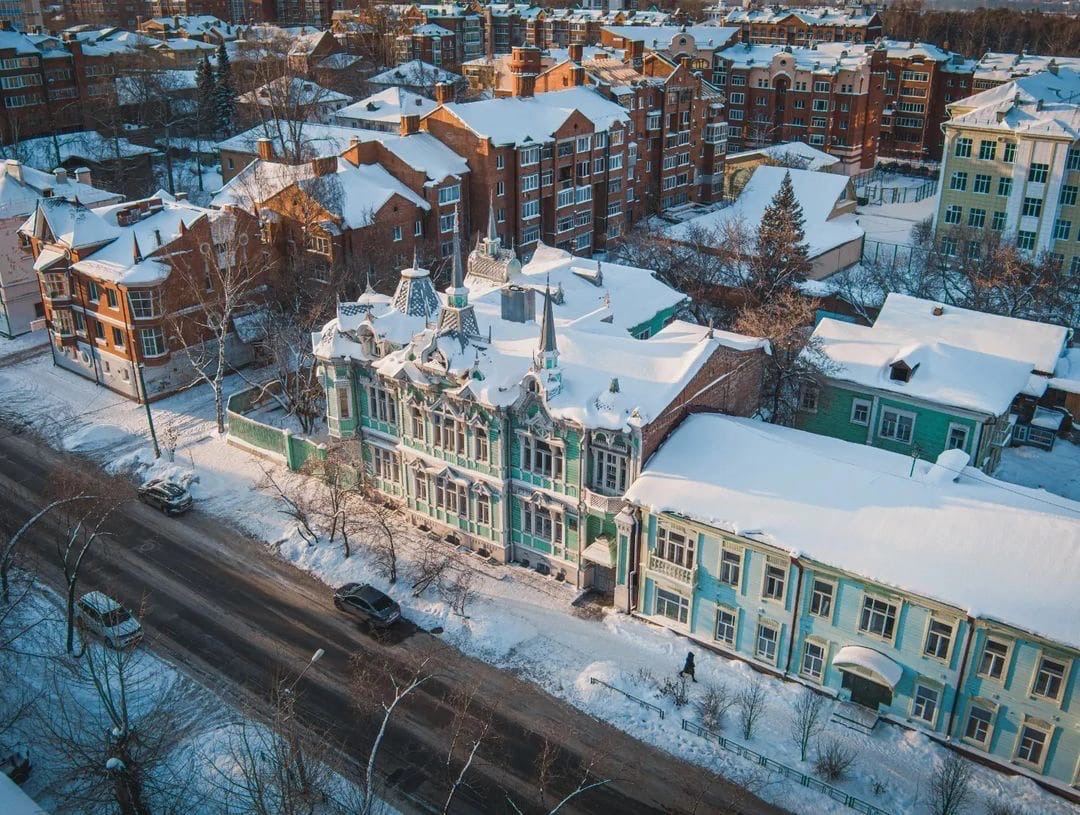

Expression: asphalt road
xmin=0 ymin=428 xmax=787 ymax=815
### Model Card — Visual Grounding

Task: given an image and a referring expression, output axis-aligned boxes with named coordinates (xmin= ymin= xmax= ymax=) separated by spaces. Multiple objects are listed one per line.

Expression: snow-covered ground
xmin=995 ymin=439 xmax=1080 ymax=502
xmin=1 ymin=349 xmax=1075 ymax=815
xmin=0 ymin=330 xmax=48 ymax=362
xmin=2 ymin=581 xmax=385 ymax=814
xmin=855 ymin=195 xmax=937 ymax=247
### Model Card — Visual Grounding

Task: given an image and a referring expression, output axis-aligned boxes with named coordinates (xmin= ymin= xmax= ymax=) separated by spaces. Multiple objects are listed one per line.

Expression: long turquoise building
xmin=624 ymin=413 xmax=1080 ymax=790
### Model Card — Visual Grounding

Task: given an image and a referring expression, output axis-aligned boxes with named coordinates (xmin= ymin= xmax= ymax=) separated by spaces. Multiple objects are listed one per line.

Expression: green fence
xmin=680 ymin=719 xmax=892 ymax=815
xmin=226 ymin=384 xmax=326 ymax=471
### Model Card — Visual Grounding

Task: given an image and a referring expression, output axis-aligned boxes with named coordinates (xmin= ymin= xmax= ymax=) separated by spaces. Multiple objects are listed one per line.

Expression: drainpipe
xmin=501 ymin=412 xmax=512 ymax=564
xmin=783 ymin=557 xmax=804 ymax=677
xmin=945 ymin=614 xmax=976 ymax=740
xmin=625 ymin=507 xmax=639 ymax=614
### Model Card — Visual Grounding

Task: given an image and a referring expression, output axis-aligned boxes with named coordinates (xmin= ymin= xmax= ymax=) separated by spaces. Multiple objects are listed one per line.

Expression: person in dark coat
xmin=679 ymin=651 xmax=696 ymax=682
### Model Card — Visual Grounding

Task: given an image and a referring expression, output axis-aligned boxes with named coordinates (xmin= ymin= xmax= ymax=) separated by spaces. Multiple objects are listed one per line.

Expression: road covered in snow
xmin=0 ymin=342 xmax=1076 ymax=815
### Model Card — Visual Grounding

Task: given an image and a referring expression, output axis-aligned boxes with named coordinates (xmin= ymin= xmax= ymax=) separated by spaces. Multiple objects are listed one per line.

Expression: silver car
xmin=76 ymin=592 xmax=143 ymax=649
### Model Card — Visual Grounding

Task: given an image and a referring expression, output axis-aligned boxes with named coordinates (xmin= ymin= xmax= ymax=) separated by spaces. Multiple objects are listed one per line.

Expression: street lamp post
xmin=287 ymin=647 xmax=325 ymax=693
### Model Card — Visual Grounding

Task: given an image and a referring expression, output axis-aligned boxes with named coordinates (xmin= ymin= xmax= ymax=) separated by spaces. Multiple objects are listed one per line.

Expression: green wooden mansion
xmin=797 ymin=294 xmax=1073 ymax=471
xmin=312 ymin=214 xmax=768 ymax=592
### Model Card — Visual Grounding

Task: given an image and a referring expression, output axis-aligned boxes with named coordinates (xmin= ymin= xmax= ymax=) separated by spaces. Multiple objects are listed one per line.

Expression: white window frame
xmin=962 ymin=699 xmax=997 ymax=747
xmin=139 ymin=327 xmax=166 ymax=358
xmin=715 ymin=605 xmax=738 ymax=646
xmin=976 ymin=636 xmax=1011 ymax=682
xmin=1030 ymin=653 xmax=1069 ymax=704
xmin=367 ymin=383 xmax=397 ymax=424
xmin=911 ymin=682 xmax=941 ymax=726
xmin=718 ymin=546 xmax=742 ymax=588
xmin=755 ymin=620 xmax=780 ymax=665
xmin=654 ymin=587 xmax=689 ymax=625
xmin=850 ymin=398 xmax=871 ymax=426
xmin=656 ymin=523 xmax=695 ymax=570
xmin=878 ymin=407 xmax=916 ymax=444
xmin=1013 ymin=718 xmax=1052 ymax=772
xmin=761 ymin=560 xmax=786 ymax=602
xmin=923 ymin=616 xmax=955 ymax=662
xmin=946 ymin=422 xmax=969 ymax=452
xmin=801 ymin=638 xmax=826 ymax=681
xmin=809 ymin=577 xmax=835 ymax=620
xmin=859 ymin=594 xmax=899 ymax=642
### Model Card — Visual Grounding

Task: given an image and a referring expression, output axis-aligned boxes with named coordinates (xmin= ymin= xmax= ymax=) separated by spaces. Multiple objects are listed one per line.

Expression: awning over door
xmin=581 ymin=538 xmax=614 ymax=568
xmin=832 ymin=645 xmax=903 ymax=689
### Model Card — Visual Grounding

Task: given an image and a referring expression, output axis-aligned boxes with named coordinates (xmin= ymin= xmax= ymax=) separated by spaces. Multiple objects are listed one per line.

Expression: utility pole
xmin=136 ymin=363 xmax=160 ymax=459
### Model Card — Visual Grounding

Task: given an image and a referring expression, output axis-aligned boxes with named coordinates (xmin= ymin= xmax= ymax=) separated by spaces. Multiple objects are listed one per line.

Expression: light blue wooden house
xmin=623 ymin=414 xmax=1080 ymax=789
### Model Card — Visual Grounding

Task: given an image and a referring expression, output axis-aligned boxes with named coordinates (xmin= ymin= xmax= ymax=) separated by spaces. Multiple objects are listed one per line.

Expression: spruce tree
xmin=213 ymin=42 xmax=236 ymax=137
xmin=195 ymin=52 xmax=215 ymax=138
xmin=750 ymin=170 xmax=812 ymax=303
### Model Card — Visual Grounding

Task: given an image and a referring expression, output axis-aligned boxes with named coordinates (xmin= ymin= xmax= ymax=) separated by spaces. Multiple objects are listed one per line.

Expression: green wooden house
xmin=796 ymin=295 xmax=1070 ymax=472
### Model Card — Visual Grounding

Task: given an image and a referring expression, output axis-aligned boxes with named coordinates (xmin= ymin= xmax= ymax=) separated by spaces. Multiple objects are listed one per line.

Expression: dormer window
xmin=889 ymin=360 xmax=917 ymax=383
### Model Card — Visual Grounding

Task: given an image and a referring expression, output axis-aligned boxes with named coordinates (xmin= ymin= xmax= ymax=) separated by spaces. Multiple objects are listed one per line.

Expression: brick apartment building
xmin=65 ymin=0 xmax=145 ymax=31
xmin=20 ymin=193 xmax=268 ymax=401
xmin=878 ymin=41 xmax=975 ymax=163
xmin=527 ymin=8 xmax=669 ymax=51
xmin=0 ymin=25 xmax=119 ymax=144
xmin=712 ymin=40 xmax=887 ymax=172
xmin=395 ymin=23 xmax=458 ymax=70
xmin=422 ymin=49 xmax=633 ymax=257
xmin=722 ymin=5 xmax=883 ymax=46
xmin=599 ymin=24 xmax=740 ymax=86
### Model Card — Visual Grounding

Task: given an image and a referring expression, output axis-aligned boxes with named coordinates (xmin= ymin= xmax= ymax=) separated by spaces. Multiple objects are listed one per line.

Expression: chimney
xmin=53 ymin=167 xmax=68 ymax=186
xmin=434 ymin=81 xmax=453 ymax=104
xmin=630 ymin=39 xmax=644 ymax=70
xmin=311 ymin=156 xmax=337 ymax=177
xmin=175 ymin=191 xmax=188 ymax=200
xmin=256 ymin=138 xmax=273 ymax=160
xmin=399 ymin=113 xmax=420 ymax=135
xmin=1047 ymin=58 xmax=1058 ymax=75
xmin=571 ymin=65 xmax=586 ymax=86
xmin=568 ymin=42 xmax=583 ymax=63
xmin=0 ymin=21 xmax=11 ymax=32
xmin=510 ymin=46 xmax=540 ymax=98
xmin=172 ymin=14 xmax=180 ymax=30
xmin=4 ymin=158 xmax=22 ymax=183
xmin=932 ymin=305 xmax=944 ymax=317
xmin=153 ymin=228 xmax=162 ymax=246
xmin=74 ymin=167 xmax=91 ymax=185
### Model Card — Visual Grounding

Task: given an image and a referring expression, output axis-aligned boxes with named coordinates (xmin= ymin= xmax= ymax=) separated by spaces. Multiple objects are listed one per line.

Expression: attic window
xmin=889 ymin=361 xmax=918 ymax=383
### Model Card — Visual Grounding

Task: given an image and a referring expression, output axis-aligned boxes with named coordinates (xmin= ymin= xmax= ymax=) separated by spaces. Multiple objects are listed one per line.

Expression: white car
xmin=76 ymin=592 xmax=143 ymax=649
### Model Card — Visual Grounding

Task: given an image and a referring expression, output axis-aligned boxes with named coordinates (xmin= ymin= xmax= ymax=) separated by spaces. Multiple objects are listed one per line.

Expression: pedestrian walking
xmin=679 ymin=650 xmax=696 ymax=682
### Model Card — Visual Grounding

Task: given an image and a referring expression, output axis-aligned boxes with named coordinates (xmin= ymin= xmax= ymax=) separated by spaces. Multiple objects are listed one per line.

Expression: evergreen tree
xmin=748 ymin=170 xmax=812 ymax=304
xmin=213 ymin=42 xmax=236 ymax=137
xmin=195 ymin=52 xmax=215 ymax=137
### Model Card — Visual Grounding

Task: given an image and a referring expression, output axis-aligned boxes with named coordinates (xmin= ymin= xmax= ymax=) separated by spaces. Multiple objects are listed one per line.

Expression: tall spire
xmin=533 ymin=285 xmax=562 ymax=396
xmin=450 ymin=204 xmax=465 ymax=292
xmin=132 ymin=233 xmax=143 ymax=263
xmin=436 ymin=204 xmax=480 ymax=341
xmin=486 ymin=191 xmax=497 ymax=243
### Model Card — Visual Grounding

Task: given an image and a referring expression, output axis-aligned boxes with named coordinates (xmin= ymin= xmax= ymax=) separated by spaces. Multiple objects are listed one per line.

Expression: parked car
xmin=76 ymin=592 xmax=143 ymax=649
xmin=0 ymin=745 xmax=30 ymax=784
xmin=333 ymin=583 xmax=400 ymax=629
xmin=138 ymin=479 xmax=193 ymax=515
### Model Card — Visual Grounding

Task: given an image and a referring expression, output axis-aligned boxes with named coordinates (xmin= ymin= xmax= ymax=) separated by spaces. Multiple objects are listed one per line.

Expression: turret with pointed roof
xmin=437 ymin=206 xmax=481 ymax=341
xmin=532 ymin=284 xmax=562 ymax=397
xmin=467 ymin=195 xmax=521 ymax=283
xmin=391 ymin=247 xmax=441 ymax=319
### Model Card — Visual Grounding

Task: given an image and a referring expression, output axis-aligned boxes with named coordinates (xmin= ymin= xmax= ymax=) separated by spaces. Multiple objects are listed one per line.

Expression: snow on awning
xmin=232 ymin=308 xmax=269 ymax=344
xmin=33 ymin=247 xmax=66 ymax=271
xmin=581 ymin=538 xmax=614 ymax=568
xmin=832 ymin=646 xmax=903 ymax=689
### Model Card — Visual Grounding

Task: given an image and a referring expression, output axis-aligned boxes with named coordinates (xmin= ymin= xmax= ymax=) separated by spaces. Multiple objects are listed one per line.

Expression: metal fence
xmin=226 ymin=383 xmax=327 ymax=472
xmin=680 ymin=719 xmax=892 ymax=815
xmin=861 ymin=238 xmax=932 ymax=274
xmin=587 ymin=677 xmax=665 ymax=719
xmin=853 ymin=168 xmax=939 ymax=205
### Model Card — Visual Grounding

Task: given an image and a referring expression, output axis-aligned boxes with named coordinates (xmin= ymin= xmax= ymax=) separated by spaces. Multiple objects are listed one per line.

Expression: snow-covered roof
xmin=157 ymin=37 xmax=216 ymax=52
xmin=287 ymin=30 xmax=330 ymax=55
xmin=369 ymin=59 xmax=461 ymax=88
xmin=0 ymin=160 xmax=120 ymax=219
xmin=946 ymin=68 xmax=1080 ymax=140
xmin=0 ymin=772 xmax=48 ymax=815
xmin=810 ymin=315 xmax=1036 ymax=416
xmin=728 ymin=140 xmax=840 ymax=171
xmin=666 ymin=166 xmax=862 ymax=260
xmin=216 ymin=122 xmax=467 ymax=187
xmin=1050 ymin=347 xmax=1080 ymax=395
xmin=719 ymin=40 xmax=878 ymax=72
xmin=724 ymin=6 xmax=878 ymax=26
xmin=335 ymin=87 xmax=436 ymax=126
xmin=144 ymin=14 xmax=238 ymax=39
xmin=316 ymin=250 xmax=765 ymax=431
xmin=874 ymin=294 xmax=1070 ymax=376
xmin=467 ymin=243 xmax=687 ymax=336
xmin=115 ymin=69 xmax=197 ymax=105
xmin=626 ymin=414 xmax=1080 ymax=650
xmin=0 ymin=29 xmax=44 ymax=55
xmin=602 ymin=25 xmax=739 ymax=50
xmin=71 ymin=28 xmax=159 ymax=55
xmin=879 ymin=39 xmax=975 ymax=73
xmin=973 ymin=52 xmax=1080 ymax=85
xmin=833 ymin=645 xmax=903 ymax=689
xmin=411 ymin=23 xmax=454 ymax=36
xmin=8 ymin=131 xmax=159 ymax=171
xmin=438 ymin=86 xmax=630 ymax=147
xmin=318 ymin=52 xmax=361 ymax=70
xmin=239 ymin=76 xmax=351 ymax=108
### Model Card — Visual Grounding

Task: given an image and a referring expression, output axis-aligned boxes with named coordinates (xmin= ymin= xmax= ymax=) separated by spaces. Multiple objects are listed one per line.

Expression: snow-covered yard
xmin=855 ymin=195 xmax=937 ymax=248
xmin=995 ymin=439 xmax=1080 ymax=503
xmin=0 ymin=349 xmax=1075 ymax=815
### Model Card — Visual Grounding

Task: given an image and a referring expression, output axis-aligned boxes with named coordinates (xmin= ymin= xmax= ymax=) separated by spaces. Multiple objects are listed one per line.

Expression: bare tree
xmin=441 ymin=682 xmax=495 ymax=814
xmin=790 ymin=688 xmax=826 ymax=762
xmin=40 ymin=631 xmax=216 ymax=815
xmin=694 ymin=681 xmax=736 ymax=731
xmin=734 ymin=289 xmax=833 ymax=426
xmin=304 ymin=442 xmax=364 ymax=557
xmin=506 ymin=733 xmax=611 ymax=815
xmin=813 ymin=735 xmax=857 ymax=782
xmin=350 ymin=653 xmax=436 ymax=815
xmin=1 ymin=486 xmax=92 ymax=602
xmin=737 ymin=675 xmax=768 ymax=741
xmin=166 ymin=207 xmax=271 ymax=434
xmin=210 ymin=676 xmax=345 ymax=815
xmin=258 ymin=464 xmax=319 ymax=545
xmin=928 ymin=751 xmax=974 ymax=815
xmin=359 ymin=485 xmax=400 ymax=585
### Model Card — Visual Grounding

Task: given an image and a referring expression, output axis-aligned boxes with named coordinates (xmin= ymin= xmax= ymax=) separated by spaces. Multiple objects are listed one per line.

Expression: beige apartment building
xmin=934 ymin=67 xmax=1080 ymax=274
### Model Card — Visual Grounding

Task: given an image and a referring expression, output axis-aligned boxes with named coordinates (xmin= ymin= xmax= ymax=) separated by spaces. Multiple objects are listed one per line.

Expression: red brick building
xmin=722 ymin=5 xmax=883 ymax=46
xmin=395 ymin=23 xmax=458 ymax=71
xmin=422 ymin=49 xmax=633 ymax=256
xmin=715 ymin=40 xmax=887 ymax=172
xmin=877 ymin=41 xmax=975 ymax=163
xmin=20 ymin=193 xmax=269 ymax=401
